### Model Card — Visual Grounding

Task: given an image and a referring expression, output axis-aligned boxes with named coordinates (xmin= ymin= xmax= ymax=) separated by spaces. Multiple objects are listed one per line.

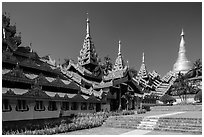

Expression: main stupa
xmin=173 ymin=29 xmax=192 ymax=74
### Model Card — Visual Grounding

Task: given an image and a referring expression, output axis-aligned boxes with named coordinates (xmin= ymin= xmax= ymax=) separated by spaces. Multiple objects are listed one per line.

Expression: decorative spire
xmin=179 ymin=28 xmax=186 ymax=53
xmin=78 ymin=13 xmax=99 ymax=72
xmin=127 ymin=60 xmax=129 ymax=68
xmin=29 ymin=43 xmax=33 ymax=52
xmin=113 ymin=40 xmax=125 ymax=71
xmin=173 ymin=29 xmax=192 ymax=74
xmin=142 ymin=52 xmax=145 ymax=63
xmin=138 ymin=52 xmax=148 ymax=79
xmin=181 ymin=28 xmax=184 ymax=36
xmin=86 ymin=12 xmax=91 ymax=39
xmin=118 ymin=40 xmax=121 ymax=56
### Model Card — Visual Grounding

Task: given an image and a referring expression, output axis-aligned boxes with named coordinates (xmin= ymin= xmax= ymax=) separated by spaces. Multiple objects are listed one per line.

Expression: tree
xmin=128 ymin=68 xmax=138 ymax=78
xmin=121 ymin=91 xmax=134 ymax=110
xmin=185 ymin=59 xmax=202 ymax=79
xmin=194 ymin=89 xmax=202 ymax=103
xmin=101 ymin=55 xmax=113 ymax=75
xmin=170 ymin=72 xmax=195 ymax=103
xmin=62 ymin=58 xmax=70 ymax=68
xmin=193 ymin=59 xmax=202 ymax=77
xmin=159 ymin=94 xmax=176 ymax=104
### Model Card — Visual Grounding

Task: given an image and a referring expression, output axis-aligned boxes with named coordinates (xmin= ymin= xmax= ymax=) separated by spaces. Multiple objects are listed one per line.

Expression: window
xmin=16 ymin=100 xmax=29 ymax=111
xmin=71 ymin=102 xmax=78 ymax=110
xmin=89 ymin=103 xmax=94 ymax=110
xmin=34 ymin=101 xmax=45 ymax=111
xmin=2 ymin=99 xmax=12 ymax=112
xmin=61 ymin=102 xmax=69 ymax=111
xmin=81 ymin=102 xmax=87 ymax=110
xmin=48 ymin=101 xmax=57 ymax=111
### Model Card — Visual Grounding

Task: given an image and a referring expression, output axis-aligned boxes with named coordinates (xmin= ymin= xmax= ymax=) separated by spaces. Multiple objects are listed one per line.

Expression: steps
xmin=137 ymin=117 xmax=159 ymax=130
xmin=155 ymin=117 xmax=202 ymax=134
xmin=103 ymin=113 xmax=202 ymax=134
xmin=103 ymin=116 xmax=143 ymax=129
xmin=151 ymin=105 xmax=202 ymax=111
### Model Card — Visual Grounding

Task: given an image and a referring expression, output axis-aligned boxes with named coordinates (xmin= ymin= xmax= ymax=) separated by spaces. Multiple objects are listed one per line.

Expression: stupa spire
xmin=173 ymin=29 xmax=192 ymax=74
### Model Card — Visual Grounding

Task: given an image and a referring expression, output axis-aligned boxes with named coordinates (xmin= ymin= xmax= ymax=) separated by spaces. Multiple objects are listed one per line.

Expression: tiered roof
xmin=78 ymin=13 xmax=99 ymax=72
xmin=103 ymin=40 xmax=128 ymax=81
xmin=133 ymin=53 xmax=177 ymax=97
xmin=137 ymin=53 xmax=149 ymax=79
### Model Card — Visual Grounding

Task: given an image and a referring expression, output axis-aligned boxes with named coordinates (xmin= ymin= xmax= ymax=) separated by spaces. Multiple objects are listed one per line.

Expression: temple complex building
xmin=2 ymin=12 xmax=200 ymax=123
xmin=2 ymin=13 xmax=144 ymax=122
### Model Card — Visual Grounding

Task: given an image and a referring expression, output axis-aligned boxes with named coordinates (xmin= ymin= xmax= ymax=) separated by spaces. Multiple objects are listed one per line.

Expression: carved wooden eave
xmin=64 ymin=59 xmax=99 ymax=79
xmin=50 ymin=76 xmax=66 ymax=88
xmin=103 ymin=66 xmax=128 ymax=81
xmin=2 ymin=67 xmax=33 ymax=84
xmin=71 ymin=94 xmax=87 ymax=102
xmin=22 ymin=87 xmax=50 ymax=99
xmin=2 ymin=51 xmax=18 ymax=64
xmin=40 ymin=55 xmax=56 ymax=67
xmin=3 ymin=89 xmax=16 ymax=96
xmin=20 ymin=59 xmax=39 ymax=69
xmin=87 ymin=94 xmax=100 ymax=103
xmin=34 ymin=73 xmax=50 ymax=86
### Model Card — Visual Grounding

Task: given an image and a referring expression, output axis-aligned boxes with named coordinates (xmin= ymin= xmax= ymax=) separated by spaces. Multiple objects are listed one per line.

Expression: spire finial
xmin=142 ymin=52 xmax=145 ymax=63
xmin=86 ymin=12 xmax=89 ymax=21
xmin=86 ymin=12 xmax=90 ymax=38
xmin=118 ymin=40 xmax=121 ymax=55
xmin=181 ymin=28 xmax=184 ymax=36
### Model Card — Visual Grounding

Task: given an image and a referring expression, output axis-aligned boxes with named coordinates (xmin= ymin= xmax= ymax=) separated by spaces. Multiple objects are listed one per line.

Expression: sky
xmin=2 ymin=2 xmax=202 ymax=77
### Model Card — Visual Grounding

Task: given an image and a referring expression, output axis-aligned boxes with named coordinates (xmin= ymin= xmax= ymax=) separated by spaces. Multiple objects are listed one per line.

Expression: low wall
xmin=2 ymin=99 xmax=99 ymax=121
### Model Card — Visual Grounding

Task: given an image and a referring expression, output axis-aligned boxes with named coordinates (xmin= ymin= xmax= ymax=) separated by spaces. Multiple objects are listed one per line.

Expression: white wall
xmin=2 ymin=99 xmax=98 ymax=121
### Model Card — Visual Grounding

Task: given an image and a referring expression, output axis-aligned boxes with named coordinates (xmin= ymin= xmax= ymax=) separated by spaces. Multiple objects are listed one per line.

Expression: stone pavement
xmin=121 ymin=129 xmax=152 ymax=135
xmin=62 ymin=111 xmax=195 ymax=135
xmin=121 ymin=111 xmax=185 ymax=135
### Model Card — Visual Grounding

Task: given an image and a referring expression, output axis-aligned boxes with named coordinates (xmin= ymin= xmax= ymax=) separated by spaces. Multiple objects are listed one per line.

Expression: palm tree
xmin=193 ymin=59 xmax=202 ymax=77
xmin=185 ymin=59 xmax=202 ymax=79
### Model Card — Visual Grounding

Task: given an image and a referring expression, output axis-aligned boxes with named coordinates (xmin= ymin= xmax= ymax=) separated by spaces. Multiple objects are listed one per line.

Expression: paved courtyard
xmin=61 ymin=127 xmax=194 ymax=135
xmin=61 ymin=111 xmax=201 ymax=135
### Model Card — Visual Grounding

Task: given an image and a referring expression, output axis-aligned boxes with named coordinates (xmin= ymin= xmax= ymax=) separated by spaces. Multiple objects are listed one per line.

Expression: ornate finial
xmin=29 ymin=43 xmax=33 ymax=52
xmin=181 ymin=28 xmax=184 ymax=36
xmin=127 ymin=60 xmax=129 ymax=68
xmin=86 ymin=12 xmax=90 ymax=38
xmin=142 ymin=52 xmax=145 ymax=63
xmin=118 ymin=40 xmax=121 ymax=55
xmin=86 ymin=12 xmax=89 ymax=21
